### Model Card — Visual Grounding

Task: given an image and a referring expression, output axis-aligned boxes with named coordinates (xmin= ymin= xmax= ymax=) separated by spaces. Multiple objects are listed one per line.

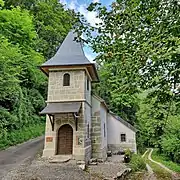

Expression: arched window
xmin=63 ymin=73 xmax=70 ymax=86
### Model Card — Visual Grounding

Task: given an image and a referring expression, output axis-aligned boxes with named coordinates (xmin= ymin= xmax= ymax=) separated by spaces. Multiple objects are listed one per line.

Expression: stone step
xmin=49 ymin=155 xmax=72 ymax=163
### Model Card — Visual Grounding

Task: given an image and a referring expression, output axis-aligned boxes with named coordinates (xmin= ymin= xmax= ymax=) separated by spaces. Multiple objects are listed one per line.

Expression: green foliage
xmin=4 ymin=0 xmax=75 ymax=59
xmin=0 ymin=0 xmax=73 ymax=149
xmin=125 ymin=148 xmax=132 ymax=157
xmin=76 ymin=0 xmax=180 ymax=163
xmin=0 ymin=37 xmax=22 ymax=102
xmin=0 ymin=123 xmax=45 ymax=149
xmin=0 ymin=0 xmax=4 ymax=7
xmin=161 ymin=116 xmax=180 ymax=163
xmin=129 ymin=154 xmax=146 ymax=172
xmin=152 ymin=149 xmax=180 ymax=173
xmin=0 ymin=7 xmax=36 ymax=48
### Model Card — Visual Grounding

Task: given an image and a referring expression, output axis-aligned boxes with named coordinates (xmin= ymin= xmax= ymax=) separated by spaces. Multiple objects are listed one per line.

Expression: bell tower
xmin=40 ymin=30 xmax=99 ymax=163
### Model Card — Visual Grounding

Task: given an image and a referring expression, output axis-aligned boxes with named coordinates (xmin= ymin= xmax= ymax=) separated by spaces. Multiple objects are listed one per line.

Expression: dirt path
xmin=0 ymin=136 xmax=44 ymax=179
xmin=148 ymin=148 xmax=180 ymax=180
xmin=148 ymin=149 xmax=175 ymax=174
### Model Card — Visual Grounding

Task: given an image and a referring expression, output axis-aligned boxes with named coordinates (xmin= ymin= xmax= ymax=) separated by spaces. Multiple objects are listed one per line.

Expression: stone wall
xmin=43 ymin=106 xmax=92 ymax=163
xmin=47 ymin=70 xmax=85 ymax=101
xmin=108 ymin=143 xmax=137 ymax=153
xmin=91 ymin=112 xmax=102 ymax=159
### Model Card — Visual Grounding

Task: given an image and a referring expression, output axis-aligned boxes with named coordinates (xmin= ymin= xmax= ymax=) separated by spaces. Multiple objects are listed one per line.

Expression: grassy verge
xmin=0 ymin=123 xmax=45 ymax=150
xmin=152 ymin=149 xmax=180 ymax=173
xmin=143 ymin=149 xmax=171 ymax=180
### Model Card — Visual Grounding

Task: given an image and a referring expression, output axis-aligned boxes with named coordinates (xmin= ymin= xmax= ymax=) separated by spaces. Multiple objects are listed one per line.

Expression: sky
xmin=59 ymin=0 xmax=114 ymax=61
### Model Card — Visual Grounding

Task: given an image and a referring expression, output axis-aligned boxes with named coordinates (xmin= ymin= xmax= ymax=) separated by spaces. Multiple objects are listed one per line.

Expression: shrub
xmin=129 ymin=154 xmax=146 ymax=172
xmin=124 ymin=148 xmax=132 ymax=157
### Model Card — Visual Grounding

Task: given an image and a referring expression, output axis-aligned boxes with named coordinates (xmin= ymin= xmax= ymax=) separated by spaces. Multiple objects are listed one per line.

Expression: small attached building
xmin=107 ymin=112 xmax=137 ymax=153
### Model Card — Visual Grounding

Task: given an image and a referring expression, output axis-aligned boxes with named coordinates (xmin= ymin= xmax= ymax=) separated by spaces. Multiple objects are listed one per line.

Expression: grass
xmin=0 ymin=123 xmax=45 ymax=150
xmin=152 ymin=149 xmax=180 ymax=173
xmin=143 ymin=149 xmax=171 ymax=180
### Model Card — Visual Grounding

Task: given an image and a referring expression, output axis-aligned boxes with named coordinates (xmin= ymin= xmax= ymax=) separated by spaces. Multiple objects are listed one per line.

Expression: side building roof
xmin=109 ymin=111 xmax=137 ymax=132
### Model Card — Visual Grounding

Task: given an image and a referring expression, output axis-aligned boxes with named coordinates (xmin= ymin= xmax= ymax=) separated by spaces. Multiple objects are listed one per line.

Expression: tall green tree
xmin=76 ymin=0 xmax=180 ymax=121
xmin=4 ymin=0 xmax=75 ymax=59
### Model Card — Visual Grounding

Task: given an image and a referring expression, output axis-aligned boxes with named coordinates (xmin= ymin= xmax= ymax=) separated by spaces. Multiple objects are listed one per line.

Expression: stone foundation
xmin=108 ymin=144 xmax=137 ymax=153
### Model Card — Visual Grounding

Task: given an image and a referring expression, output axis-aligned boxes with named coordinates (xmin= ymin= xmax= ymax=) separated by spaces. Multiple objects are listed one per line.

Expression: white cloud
xmin=77 ymin=4 xmax=102 ymax=27
xmin=59 ymin=0 xmax=99 ymax=62
xmin=92 ymin=0 xmax=100 ymax=3
xmin=60 ymin=0 xmax=102 ymax=27
xmin=59 ymin=0 xmax=68 ymax=6
xmin=69 ymin=1 xmax=76 ymax=9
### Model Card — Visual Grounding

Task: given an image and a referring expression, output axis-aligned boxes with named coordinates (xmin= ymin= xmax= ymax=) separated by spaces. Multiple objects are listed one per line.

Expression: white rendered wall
xmin=107 ymin=114 xmax=137 ymax=153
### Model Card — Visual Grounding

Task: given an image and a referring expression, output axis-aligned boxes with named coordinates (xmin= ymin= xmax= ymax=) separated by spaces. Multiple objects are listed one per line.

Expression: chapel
xmin=40 ymin=30 xmax=136 ymax=163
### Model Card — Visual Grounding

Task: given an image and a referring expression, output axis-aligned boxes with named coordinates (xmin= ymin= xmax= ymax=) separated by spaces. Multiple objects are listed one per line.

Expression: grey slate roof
xmin=40 ymin=102 xmax=81 ymax=114
xmin=41 ymin=30 xmax=93 ymax=66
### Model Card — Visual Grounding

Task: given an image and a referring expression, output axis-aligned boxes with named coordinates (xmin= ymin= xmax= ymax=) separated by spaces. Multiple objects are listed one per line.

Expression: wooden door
xmin=57 ymin=124 xmax=73 ymax=155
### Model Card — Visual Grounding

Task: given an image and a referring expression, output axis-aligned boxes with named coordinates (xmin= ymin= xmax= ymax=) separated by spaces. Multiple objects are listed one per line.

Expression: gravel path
xmin=0 ymin=136 xmax=44 ymax=179
xmin=4 ymin=155 xmax=127 ymax=180
xmin=4 ymin=159 xmax=91 ymax=180
xmin=88 ymin=155 xmax=127 ymax=179
xmin=0 ymin=137 xmax=128 ymax=180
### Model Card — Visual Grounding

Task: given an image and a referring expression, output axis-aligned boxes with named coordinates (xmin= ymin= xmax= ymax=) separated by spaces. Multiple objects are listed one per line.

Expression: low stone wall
xmin=108 ymin=143 xmax=136 ymax=153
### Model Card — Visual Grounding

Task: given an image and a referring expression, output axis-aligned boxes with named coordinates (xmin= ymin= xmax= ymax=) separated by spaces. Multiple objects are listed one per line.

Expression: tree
xmin=75 ymin=0 xmax=180 ymax=121
xmin=4 ymin=0 xmax=75 ymax=59
xmin=161 ymin=115 xmax=180 ymax=163
xmin=0 ymin=2 xmax=45 ymax=141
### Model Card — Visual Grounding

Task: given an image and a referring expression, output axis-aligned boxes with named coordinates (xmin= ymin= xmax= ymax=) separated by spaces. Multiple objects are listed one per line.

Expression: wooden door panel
xmin=57 ymin=124 xmax=73 ymax=155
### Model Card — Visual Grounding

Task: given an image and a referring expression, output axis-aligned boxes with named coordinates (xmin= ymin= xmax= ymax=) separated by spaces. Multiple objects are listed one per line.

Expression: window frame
xmin=63 ymin=73 xmax=70 ymax=86
xmin=120 ymin=133 xmax=126 ymax=142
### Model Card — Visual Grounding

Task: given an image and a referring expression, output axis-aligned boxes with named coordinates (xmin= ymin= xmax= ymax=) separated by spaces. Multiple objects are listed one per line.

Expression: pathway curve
xmin=0 ymin=136 xmax=44 ymax=179
xmin=148 ymin=148 xmax=180 ymax=180
xmin=142 ymin=149 xmax=157 ymax=180
xmin=148 ymin=148 xmax=175 ymax=174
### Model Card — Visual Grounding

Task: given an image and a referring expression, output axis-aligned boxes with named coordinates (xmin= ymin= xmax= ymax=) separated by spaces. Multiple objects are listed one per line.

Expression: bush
xmin=129 ymin=154 xmax=146 ymax=172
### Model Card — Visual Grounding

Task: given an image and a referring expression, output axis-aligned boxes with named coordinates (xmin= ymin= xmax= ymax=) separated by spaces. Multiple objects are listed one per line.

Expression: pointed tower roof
xmin=40 ymin=30 xmax=99 ymax=82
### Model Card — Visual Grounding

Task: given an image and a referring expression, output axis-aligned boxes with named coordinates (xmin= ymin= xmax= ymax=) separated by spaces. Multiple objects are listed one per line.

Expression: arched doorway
xmin=57 ymin=124 xmax=73 ymax=155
